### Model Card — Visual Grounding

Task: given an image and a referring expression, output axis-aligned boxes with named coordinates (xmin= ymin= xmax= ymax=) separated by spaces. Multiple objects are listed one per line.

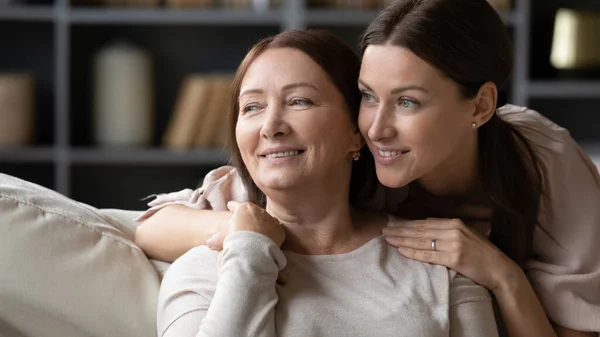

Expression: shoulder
xmin=497 ymin=104 xmax=570 ymax=153
xmin=497 ymin=104 xmax=600 ymax=199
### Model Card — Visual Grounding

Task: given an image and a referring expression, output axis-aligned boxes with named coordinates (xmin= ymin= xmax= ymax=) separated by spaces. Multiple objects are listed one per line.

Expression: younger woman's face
xmin=358 ymin=45 xmax=476 ymax=189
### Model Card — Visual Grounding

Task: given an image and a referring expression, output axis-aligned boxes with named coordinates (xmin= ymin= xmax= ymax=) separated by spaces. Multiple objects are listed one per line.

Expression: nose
xmin=260 ymin=103 xmax=291 ymax=140
xmin=367 ymin=104 xmax=396 ymax=143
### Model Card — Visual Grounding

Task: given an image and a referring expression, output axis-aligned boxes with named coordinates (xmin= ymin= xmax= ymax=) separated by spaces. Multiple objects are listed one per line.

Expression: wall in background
xmin=0 ymin=0 xmax=598 ymax=209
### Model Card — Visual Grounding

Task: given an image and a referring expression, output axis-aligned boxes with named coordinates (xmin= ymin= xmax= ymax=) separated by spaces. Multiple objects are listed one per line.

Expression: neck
xmin=264 ymin=172 xmax=364 ymax=255
xmin=418 ymin=132 xmax=481 ymax=197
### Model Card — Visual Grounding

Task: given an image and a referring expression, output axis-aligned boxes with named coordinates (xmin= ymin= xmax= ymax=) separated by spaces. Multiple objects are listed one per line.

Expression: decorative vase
xmin=0 ymin=73 xmax=34 ymax=146
xmin=93 ymin=40 xmax=154 ymax=147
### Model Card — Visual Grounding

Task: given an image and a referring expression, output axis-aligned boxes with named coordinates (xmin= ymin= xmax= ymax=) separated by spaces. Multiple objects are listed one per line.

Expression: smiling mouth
xmin=378 ymin=149 xmax=410 ymax=157
xmin=263 ymin=150 xmax=305 ymax=159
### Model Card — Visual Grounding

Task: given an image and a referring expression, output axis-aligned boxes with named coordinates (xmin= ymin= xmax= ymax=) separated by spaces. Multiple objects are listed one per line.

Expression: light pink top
xmin=137 ymin=104 xmax=600 ymax=333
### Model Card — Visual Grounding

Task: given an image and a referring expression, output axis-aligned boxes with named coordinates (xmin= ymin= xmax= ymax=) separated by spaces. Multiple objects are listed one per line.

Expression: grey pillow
xmin=0 ymin=173 xmax=160 ymax=337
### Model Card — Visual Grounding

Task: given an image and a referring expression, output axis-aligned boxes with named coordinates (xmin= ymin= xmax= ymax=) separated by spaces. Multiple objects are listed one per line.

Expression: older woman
xmin=155 ymin=29 xmax=497 ymax=337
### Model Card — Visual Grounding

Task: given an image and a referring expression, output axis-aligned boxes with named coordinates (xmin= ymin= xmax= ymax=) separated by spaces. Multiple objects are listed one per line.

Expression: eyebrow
xmin=358 ymin=79 xmax=429 ymax=94
xmin=239 ymin=82 xmax=319 ymax=97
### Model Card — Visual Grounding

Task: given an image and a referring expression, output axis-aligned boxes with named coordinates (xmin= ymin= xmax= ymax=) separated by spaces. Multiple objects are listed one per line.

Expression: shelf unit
xmin=1 ymin=0 xmax=599 ymax=209
xmin=528 ymin=81 xmax=600 ymax=98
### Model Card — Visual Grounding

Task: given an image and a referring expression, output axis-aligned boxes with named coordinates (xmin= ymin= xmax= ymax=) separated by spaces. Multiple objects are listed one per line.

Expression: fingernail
xmin=206 ymin=239 xmax=214 ymax=249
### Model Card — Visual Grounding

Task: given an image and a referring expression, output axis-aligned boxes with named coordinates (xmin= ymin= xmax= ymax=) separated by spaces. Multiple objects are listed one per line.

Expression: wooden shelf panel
xmin=0 ymin=5 xmax=56 ymax=22
xmin=305 ymin=9 xmax=517 ymax=26
xmin=0 ymin=146 xmax=55 ymax=163
xmin=69 ymin=148 xmax=229 ymax=165
xmin=529 ymin=81 xmax=600 ymax=98
xmin=68 ymin=8 xmax=283 ymax=25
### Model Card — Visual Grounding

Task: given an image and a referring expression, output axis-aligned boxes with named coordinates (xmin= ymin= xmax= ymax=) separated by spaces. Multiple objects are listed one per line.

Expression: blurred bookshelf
xmin=0 ymin=0 xmax=599 ymax=210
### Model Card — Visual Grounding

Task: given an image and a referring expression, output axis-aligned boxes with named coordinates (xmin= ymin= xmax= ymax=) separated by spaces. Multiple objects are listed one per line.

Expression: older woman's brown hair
xmin=227 ymin=29 xmax=375 ymax=207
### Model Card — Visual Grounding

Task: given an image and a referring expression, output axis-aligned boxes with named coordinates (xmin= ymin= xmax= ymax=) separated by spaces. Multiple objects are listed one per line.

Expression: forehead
xmin=360 ymin=44 xmax=445 ymax=87
xmin=241 ymin=47 xmax=329 ymax=89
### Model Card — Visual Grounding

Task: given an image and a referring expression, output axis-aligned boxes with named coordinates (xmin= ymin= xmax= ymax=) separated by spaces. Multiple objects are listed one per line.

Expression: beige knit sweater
xmin=157 ymin=231 xmax=498 ymax=337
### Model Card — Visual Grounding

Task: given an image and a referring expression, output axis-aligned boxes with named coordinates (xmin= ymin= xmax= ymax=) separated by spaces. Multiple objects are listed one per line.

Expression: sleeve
xmin=448 ymin=275 xmax=498 ymax=337
xmin=134 ymin=165 xmax=249 ymax=222
xmin=157 ymin=231 xmax=287 ymax=337
xmin=501 ymin=106 xmax=600 ymax=333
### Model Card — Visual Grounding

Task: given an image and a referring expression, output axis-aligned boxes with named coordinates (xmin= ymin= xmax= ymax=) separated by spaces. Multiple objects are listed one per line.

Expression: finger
xmin=404 ymin=218 xmax=466 ymax=229
xmin=385 ymin=236 xmax=454 ymax=252
xmin=383 ymin=226 xmax=463 ymax=241
xmin=227 ymin=201 xmax=242 ymax=212
xmin=389 ymin=218 xmax=466 ymax=230
xmin=206 ymin=231 xmax=226 ymax=251
xmin=397 ymin=247 xmax=451 ymax=267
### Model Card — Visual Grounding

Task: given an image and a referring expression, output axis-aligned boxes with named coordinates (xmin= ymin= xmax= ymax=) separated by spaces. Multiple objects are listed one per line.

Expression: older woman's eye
xmin=242 ymin=104 xmax=260 ymax=114
xmin=290 ymin=98 xmax=312 ymax=107
xmin=398 ymin=98 xmax=419 ymax=109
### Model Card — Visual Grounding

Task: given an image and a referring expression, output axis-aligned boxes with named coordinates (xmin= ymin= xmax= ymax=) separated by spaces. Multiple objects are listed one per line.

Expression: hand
xmin=383 ymin=217 xmax=521 ymax=292
xmin=207 ymin=201 xmax=285 ymax=250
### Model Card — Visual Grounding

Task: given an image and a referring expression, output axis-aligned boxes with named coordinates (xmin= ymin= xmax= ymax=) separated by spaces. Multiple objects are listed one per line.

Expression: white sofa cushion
xmin=0 ymin=173 xmax=160 ymax=337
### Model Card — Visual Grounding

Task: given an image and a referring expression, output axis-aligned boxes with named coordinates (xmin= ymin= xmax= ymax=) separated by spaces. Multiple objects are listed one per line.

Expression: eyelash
xmin=398 ymin=98 xmax=419 ymax=109
xmin=241 ymin=103 xmax=261 ymax=114
xmin=290 ymin=98 xmax=313 ymax=107
xmin=361 ymin=92 xmax=376 ymax=103
xmin=241 ymin=98 xmax=313 ymax=114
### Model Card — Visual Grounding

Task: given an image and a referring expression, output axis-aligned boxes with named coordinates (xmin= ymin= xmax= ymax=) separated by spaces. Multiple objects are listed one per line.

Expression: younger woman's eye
xmin=398 ymin=98 xmax=419 ymax=109
xmin=361 ymin=92 xmax=375 ymax=103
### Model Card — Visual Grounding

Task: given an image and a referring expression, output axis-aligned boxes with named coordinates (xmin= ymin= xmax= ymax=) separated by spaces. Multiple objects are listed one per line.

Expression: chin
xmin=255 ymin=172 xmax=300 ymax=191
xmin=375 ymin=166 xmax=413 ymax=189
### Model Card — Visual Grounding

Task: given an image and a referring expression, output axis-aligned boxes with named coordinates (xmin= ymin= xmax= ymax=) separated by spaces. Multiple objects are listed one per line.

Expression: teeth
xmin=265 ymin=151 xmax=300 ymax=158
xmin=379 ymin=150 xmax=400 ymax=157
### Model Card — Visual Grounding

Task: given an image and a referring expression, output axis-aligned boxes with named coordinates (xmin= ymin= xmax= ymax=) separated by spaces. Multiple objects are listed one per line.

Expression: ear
xmin=472 ymin=82 xmax=497 ymax=127
xmin=350 ymin=127 xmax=366 ymax=152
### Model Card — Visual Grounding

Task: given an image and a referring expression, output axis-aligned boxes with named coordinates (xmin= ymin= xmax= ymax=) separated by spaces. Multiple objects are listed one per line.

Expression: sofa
xmin=0 ymin=173 xmax=170 ymax=337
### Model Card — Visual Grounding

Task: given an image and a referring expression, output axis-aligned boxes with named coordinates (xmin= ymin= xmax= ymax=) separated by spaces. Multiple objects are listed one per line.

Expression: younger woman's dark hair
xmin=228 ymin=29 xmax=374 ymax=208
xmin=361 ymin=0 xmax=544 ymax=266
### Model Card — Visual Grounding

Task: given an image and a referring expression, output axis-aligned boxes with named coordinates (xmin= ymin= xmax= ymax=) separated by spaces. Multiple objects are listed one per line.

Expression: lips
xmin=260 ymin=148 xmax=306 ymax=158
xmin=264 ymin=150 xmax=303 ymax=159
xmin=377 ymin=149 xmax=410 ymax=158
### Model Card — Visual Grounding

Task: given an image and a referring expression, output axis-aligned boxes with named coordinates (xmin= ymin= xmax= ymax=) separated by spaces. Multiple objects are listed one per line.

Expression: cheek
xmin=357 ymin=107 xmax=373 ymax=141
xmin=235 ymin=121 xmax=259 ymax=157
xmin=407 ymin=110 xmax=466 ymax=160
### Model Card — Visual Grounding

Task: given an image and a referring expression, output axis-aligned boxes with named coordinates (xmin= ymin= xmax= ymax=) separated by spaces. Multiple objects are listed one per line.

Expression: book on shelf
xmin=162 ymin=73 xmax=233 ymax=151
xmin=193 ymin=74 xmax=233 ymax=149
xmin=163 ymin=75 xmax=212 ymax=149
xmin=165 ymin=0 xmax=214 ymax=9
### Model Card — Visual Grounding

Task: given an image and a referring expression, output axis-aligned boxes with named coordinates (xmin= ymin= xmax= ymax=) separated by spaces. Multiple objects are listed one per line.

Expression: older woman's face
xmin=358 ymin=45 xmax=475 ymax=189
xmin=236 ymin=47 xmax=361 ymax=194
